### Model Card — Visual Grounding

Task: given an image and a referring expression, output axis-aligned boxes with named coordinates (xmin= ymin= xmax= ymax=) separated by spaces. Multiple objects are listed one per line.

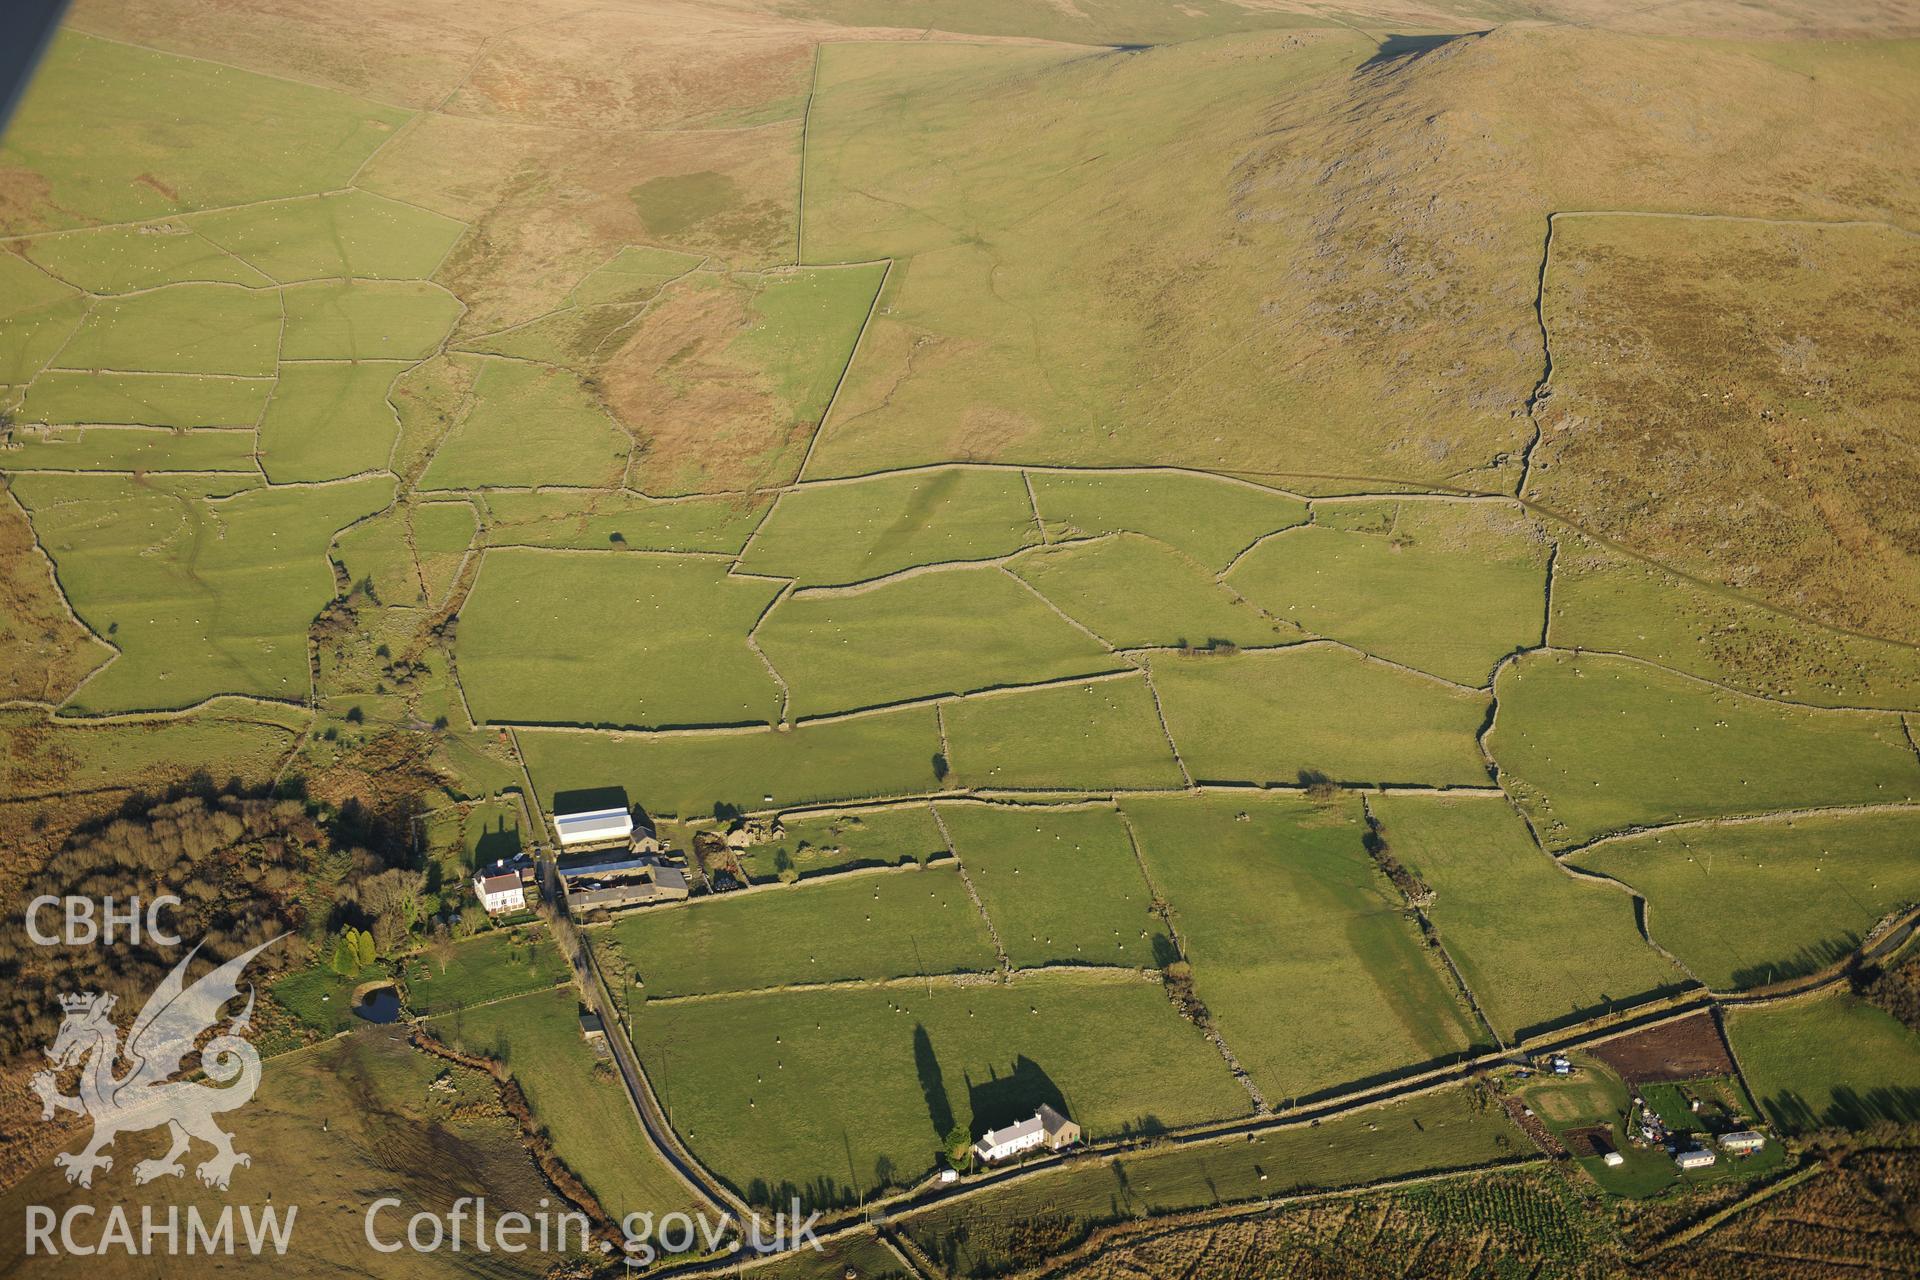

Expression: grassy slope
xmin=941 ymin=675 xmax=1185 ymax=791
xmin=757 ymin=568 xmax=1123 ymax=718
xmin=432 ymin=985 xmax=708 ymax=1223
xmin=1574 ymin=810 xmax=1920 ymax=989
xmin=599 ymin=863 xmax=998 ymax=997
xmin=630 ymin=974 xmax=1248 ymax=1208
xmin=1228 ymin=501 xmax=1548 ymax=686
xmin=517 ymin=708 xmax=945 ymax=820
xmin=0 ymin=32 xmax=410 ymax=232
xmin=1151 ymin=646 xmax=1491 ymax=785
xmin=1726 ymin=991 xmax=1920 ymax=1134
xmin=457 ymin=549 xmax=782 ymax=728
xmin=739 ymin=468 xmax=1038 ymax=586
xmin=1370 ymin=794 xmax=1690 ymax=1038
xmin=1123 ymin=794 xmax=1482 ymax=1101
xmin=11 ymin=473 xmax=393 ymax=712
xmin=1490 ymin=652 xmax=1920 ymax=850
xmin=1011 ymin=534 xmax=1291 ymax=650
xmin=938 ymin=802 xmax=1169 ymax=970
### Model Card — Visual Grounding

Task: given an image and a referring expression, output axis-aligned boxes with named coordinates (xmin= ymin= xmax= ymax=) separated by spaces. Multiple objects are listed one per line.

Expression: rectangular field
xmin=517 ymin=707 xmax=945 ymax=820
xmin=1725 ymin=992 xmax=1920 ymax=1134
xmin=597 ymin=862 xmax=998 ymax=997
xmin=1150 ymin=645 xmax=1492 ymax=786
xmin=1122 ymin=793 xmax=1483 ymax=1102
xmin=735 ymin=804 xmax=947 ymax=881
xmin=936 ymin=801 xmax=1168 ymax=970
xmin=629 ymin=972 xmax=1249 ymax=1208
xmin=457 ymin=549 xmax=782 ymax=728
xmin=757 ymin=568 xmax=1123 ymax=718
xmin=940 ymin=674 xmax=1185 ymax=791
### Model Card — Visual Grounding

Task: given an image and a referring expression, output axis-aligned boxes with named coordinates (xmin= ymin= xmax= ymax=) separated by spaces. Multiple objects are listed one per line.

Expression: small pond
xmin=353 ymin=985 xmax=402 ymax=1024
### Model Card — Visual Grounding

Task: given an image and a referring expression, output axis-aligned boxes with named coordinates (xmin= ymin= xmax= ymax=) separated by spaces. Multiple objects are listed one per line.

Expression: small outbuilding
xmin=1674 ymin=1147 xmax=1717 ymax=1171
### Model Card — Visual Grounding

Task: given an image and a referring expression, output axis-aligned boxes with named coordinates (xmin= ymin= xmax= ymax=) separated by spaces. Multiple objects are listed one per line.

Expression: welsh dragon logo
xmin=30 ymin=937 xmax=279 ymax=1190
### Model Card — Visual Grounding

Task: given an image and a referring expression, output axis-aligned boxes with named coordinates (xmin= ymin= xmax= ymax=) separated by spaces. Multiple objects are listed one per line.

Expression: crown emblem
xmin=59 ymin=992 xmax=106 ymax=1014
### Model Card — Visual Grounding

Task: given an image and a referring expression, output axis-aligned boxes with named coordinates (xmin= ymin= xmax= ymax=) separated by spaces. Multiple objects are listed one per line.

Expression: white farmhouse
xmin=553 ymin=805 xmax=634 ymax=850
xmin=473 ymin=865 xmax=527 ymax=915
xmin=970 ymin=1104 xmax=1080 ymax=1165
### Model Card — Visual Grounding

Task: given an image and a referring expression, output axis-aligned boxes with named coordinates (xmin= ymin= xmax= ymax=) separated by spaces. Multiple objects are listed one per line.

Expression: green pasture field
xmin=737 ymin=468 xmax=1038 ymax=585
xmin=1369 ymin=794 xmax=1689 ymax=1038
xmin=940 ymin=674 xmax=1185 ymax=791
xmin=1122 ymin=794 xmax=1483 ymax=1102
xmin=736 ymin=263 xmax=888 ymax=428
xmin=735 ymin=804 xmax=947 ymax=881
xmin=259 ymin=362 xmax=403 ymax=481
xmin=936 ymin=802 xmax=1167 ymax=970
xmin=1726 ymin=991 xmax=1920 ymax=1134
xmin=516 ymin=708 xmax=944 ymax=820
xmin=432 ymin=985 xmax=709 ymax=1224
xmin=280 ymin=280 xmax=462 ymax=360
xmin=569 ymin=245 xmax=707 ymax=307
xmin=423 ymin=795 xmax=528 ymax=875
xmin=0 ymin=255 xmax=87 ymax=382
xmin=757 ymin=568 xmax=1122 ymax=718
xmin=1489 ymin=653 xmax=1920 ymax=850
xmin=412 ymin=500 xmax=477 ymax=603
xmin=11 ymin=473 xmax=391 ymax=711
xmin=1576 ymin=810 xmax=1920 ymax=990
xmin=0 ymin=702 xmax=303 ymax=796
xmin=19 ymin=222 xmax=272 ymax=293
xmin=904 ymin=1085 xmax=1522 ymax=1277
xmin=457 ymin=549 xmax=782 ymax=727
xmin=57 ymin=284 xmax=281 ymax=376
xmin=629 ymin=973 xmax=1248 ymax=1208
xmin=1026 ymin=471 xmax=1309 ymax=571
xmin=417 ymin=356 xmax=630 ymax=489
xmin=192 ymin=189 xmax=465 ymax=283
xmin=0 ymin=32 xmax=409 ymax=233
xmin=480 ymin=489 xmax=766 ymax=553
xmin=1228 ymin=500 xmax=1548 ymax=686
xmin=1150 ymin=645 xmax=1492 ymax=786
xmin=268 ymin=960 xmax=389 ymax=1037
xmin=1011 ymin=534 xmax=1290 ymax=650
xmin=600 ymin=862 xmax=996 ymax=997
xmin=3 ymin=426 xmax=256 ymax=472
xmin=402 ymin=926 xmax=569 ymax=1015
xmin=1550 ymin=536 xmax=1920 ymax=710
xmin=20 ymin=370 xmax=272 ymax=426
